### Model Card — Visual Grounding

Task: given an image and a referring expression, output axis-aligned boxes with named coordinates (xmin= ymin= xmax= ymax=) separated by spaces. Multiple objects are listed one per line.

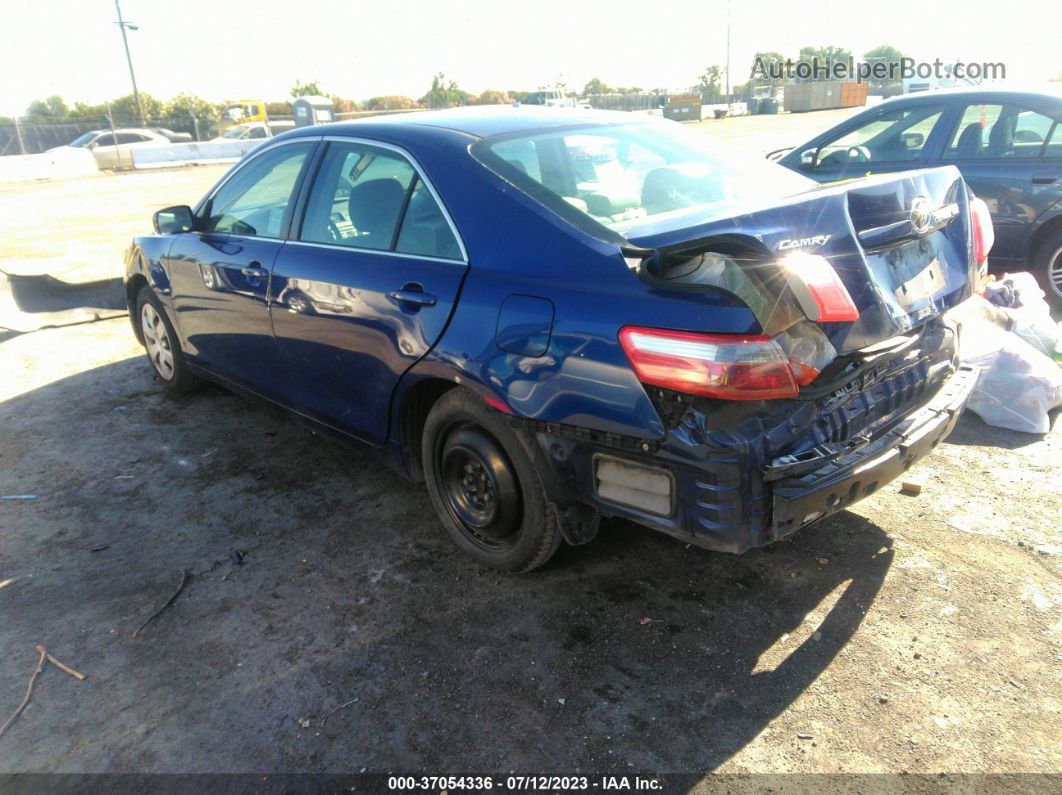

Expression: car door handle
xmin=388 ymin=289 xmax=437 ymax=307
xmin=241 ymin=262 xmax=268 ymax=278
xmin=1032 ymin=175 xmax=1059 ymax=185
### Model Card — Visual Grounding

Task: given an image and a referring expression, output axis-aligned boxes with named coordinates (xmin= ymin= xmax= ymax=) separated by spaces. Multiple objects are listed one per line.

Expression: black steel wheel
xmin=422 ymin=388 xmax=561 ymax=572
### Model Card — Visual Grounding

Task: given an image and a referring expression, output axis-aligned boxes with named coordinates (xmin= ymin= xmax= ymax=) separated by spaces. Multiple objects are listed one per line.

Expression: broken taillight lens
xmin=782 ymin=252 xmax=860 ymax=323
xmin=619 ymin=327 xmax=798 ymax=400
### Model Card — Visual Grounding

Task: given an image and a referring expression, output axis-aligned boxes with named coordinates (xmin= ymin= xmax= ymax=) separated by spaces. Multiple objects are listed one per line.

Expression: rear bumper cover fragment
xmin=770 ymin=364 xmax=980 ymax=540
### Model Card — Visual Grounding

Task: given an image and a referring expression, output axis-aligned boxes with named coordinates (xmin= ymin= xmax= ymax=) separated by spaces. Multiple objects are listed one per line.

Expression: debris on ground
xmin=319 ymin=697 xmax=360 ymax=727
xmin=639 ymin=618 xmax=652 ymax=625
xmin=0 ymin=645 xmax=86 ymax=739
xmin=948 ymin=276 xmax=1062 ymax=434
xmin=132 ymin=568 xmax=188 ymax=638
xmin=1 ymin=495 xmax=36 ymax=500
xmin=900 ymin=479 xmax=924 ymax=496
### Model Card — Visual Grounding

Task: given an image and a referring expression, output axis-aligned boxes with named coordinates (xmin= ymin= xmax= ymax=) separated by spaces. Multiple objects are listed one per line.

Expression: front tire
xmin=1033 ymin=228 xmax=1062 ymax=311
xmin=136 ymin=286 xmax=200 ymax=393
xmin=422 ymin=388 xmax=561 ymax=572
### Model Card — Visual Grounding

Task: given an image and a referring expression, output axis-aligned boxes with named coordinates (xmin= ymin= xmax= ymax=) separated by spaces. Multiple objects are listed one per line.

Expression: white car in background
xmin=213 ymin=121 xmax=296 ymax=141
xmin=52 ymin=128 xmax=171 ymax=169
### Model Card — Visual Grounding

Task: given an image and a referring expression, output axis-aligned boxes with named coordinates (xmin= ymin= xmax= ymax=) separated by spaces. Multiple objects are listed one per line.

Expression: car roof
xmin=879 ymin=85 xmax=1062 ymax=106
xmin=282 ymin=105 xmax=655 ymax=141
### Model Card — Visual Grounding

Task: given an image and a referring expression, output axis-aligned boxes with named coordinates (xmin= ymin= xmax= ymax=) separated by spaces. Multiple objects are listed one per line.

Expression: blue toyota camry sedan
xmin=125 ymin=107 xmax=984 ymax=571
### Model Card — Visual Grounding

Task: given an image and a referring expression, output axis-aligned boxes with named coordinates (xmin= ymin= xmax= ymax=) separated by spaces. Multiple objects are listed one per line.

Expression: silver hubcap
xmin=141 ymin=303 xmax=175 ymax=381
xmin=1048 ymin=246 xmax=1062 ymax=299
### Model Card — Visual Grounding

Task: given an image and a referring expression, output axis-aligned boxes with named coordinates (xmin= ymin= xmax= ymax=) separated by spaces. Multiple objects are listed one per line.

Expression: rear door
xmin=269 ymin=138 xmax=468 ymax=445
xmin=936 ymin=101 xmax=1062 ymax=264
xmin=166 ymin=140 xmax=316 ymax=393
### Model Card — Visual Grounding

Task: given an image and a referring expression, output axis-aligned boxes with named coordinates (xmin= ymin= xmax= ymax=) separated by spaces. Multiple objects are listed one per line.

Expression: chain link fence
xmin=0 ymin=115 xmax=228 ymax=156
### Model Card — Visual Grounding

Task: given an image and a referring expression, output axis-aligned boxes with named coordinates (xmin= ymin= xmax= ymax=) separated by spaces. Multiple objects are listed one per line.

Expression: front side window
xmin=300 ymin=141 xmax=461 ymax=259
xmin=201 ymin=142 xmax=313 ymax=238
xmin=93 ymin=134 xmax=115 ymax=147
xmin=812 ymin=105 xmax=944 ymax=167
xmin=476 ymin=120 xmax=811 ymax=238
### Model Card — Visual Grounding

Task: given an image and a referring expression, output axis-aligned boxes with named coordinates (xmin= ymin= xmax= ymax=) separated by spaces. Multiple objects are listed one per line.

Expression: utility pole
xmin=114 ymin=0 xmax=145 ymax=127
xmin=722 ymin=0 xmax=730 ymax=102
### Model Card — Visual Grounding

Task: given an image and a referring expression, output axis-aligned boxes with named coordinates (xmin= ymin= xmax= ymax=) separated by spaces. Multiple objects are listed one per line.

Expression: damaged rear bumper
xmin=523 ymin=361 xmax=979 ymax=555
xmin=770 ymin=363 xmax=979 ymax=539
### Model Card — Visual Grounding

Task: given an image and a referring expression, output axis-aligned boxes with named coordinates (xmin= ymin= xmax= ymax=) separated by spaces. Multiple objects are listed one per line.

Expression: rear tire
xmin=135 ymin=286 xmax=201 ymax=394
xmin=1032 ymin=228 xmax=1062 ymax=311
xmin=422 ymin=388 xmax=561 ymax=572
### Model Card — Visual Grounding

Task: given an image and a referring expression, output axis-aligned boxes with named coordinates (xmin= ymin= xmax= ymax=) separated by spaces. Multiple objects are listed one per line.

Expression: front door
xmin=269 ymin=139 xmax=468 ymax=445
xmin=166 ymin=140 xmax=316 ymax=392
xmin=796 ymin=103 xmax=948 ymax=183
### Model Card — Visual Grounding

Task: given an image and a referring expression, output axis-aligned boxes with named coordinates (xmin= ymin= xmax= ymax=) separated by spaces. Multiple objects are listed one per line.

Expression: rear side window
xmin=300 ymin=141 xmax=462 ymax=259
xmin=476 ymin=121 xmax=811 ymax=239
xmin=945 ymin=104 xmax=1060 ymax=159
xmin=201 ymin=142 xmax=313 ymax=238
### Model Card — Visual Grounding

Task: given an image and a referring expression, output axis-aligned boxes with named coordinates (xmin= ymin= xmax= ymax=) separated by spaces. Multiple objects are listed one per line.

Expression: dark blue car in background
xmin=775 ymin=87 xmax=1062 ymax=306
xmin=125 ymin=107 xmax=985 ymax=571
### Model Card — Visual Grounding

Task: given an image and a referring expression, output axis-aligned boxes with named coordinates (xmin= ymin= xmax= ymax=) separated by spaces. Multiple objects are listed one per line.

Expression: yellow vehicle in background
xmin=208 ymin=100 xmax=269 ymax=137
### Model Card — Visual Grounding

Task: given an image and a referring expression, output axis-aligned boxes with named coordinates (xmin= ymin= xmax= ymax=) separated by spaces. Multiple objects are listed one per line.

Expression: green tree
xmin=698 ymin=65 xmax=722 ymax=97
xmin=164 ymin=93 xmax=221 ymax=122
xmin=290 ymin=79 xmax=323 ymax=98
xmin=471 ymin=89 xmax=512 ymax=106
xmin=422 ymin=73 xmax=467 ymax=109
xmin=749 ymin=51 xmax=786 ymax=87
xmin=68 ymin=101 xmax=109 ymax=121
xmin=863 ymin=44 xmax=905 ymax=94
xmin=583 ymin=77 xmax=613 ymax=95
xmin=109 ymin=92 xmax=163 ymax=124
xmin=797 ymin=46 xmax=852 ymax=81
xmin=25 ymin=95 xmax=70 ymax=121
xmin=364 ymin=95 xmax=420 ymax=111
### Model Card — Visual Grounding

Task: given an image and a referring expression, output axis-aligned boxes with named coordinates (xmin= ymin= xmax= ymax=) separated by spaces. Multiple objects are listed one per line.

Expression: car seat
xmin=348 ymin=178 xmax=406 ymax=244
xmin=955 ymin=123 xmax=983 ymax=158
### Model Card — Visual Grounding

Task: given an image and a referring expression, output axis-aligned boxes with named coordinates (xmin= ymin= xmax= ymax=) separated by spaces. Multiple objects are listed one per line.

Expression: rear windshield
xmin=475 ymin=120 xmax=813 ymax=239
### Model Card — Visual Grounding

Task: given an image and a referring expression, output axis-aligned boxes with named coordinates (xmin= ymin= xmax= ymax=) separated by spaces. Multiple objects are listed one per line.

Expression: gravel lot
xmin=0 ymin=111 xmax=1059 ymax=780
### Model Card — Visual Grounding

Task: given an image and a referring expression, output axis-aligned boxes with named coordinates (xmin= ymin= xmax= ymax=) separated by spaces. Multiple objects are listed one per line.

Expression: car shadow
xmin=0 ymin=354 xmax=894 ymax=774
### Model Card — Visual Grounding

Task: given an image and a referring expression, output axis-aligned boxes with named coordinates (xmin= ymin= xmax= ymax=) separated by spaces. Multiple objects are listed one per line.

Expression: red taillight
xmin=783 ymin=253 xmax=860 ymax=323
xmin=618 ymin=327 xmax=798 ymax=400
xmin=970 ymin=197 xmax=994 ymax=267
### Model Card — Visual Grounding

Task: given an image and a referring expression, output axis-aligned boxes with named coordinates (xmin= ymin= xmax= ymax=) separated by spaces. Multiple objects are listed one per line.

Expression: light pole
xmin=114 ymin=0 xmax=145 ymax=127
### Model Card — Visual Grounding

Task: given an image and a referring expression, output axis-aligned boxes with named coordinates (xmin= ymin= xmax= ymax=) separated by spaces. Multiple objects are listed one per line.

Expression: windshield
xmin=476 ymin=120 xmax=813 ymax=239
xmin=69 ymin=132 xmax=97 ymax=147
xmin=222 ymin=127 xmax=248 ymax=139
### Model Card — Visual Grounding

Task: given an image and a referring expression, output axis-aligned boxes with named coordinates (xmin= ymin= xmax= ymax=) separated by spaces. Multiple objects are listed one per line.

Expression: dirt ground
xmin=0 ymin=110 xmax=1060 ymax=781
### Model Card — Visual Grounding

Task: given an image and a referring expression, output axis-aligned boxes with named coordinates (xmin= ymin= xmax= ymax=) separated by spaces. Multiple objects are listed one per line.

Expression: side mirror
xmin=799 ymin=148 xmax=818 ymax=168
xmin=153 ymin=205 xmax=196 ymax=235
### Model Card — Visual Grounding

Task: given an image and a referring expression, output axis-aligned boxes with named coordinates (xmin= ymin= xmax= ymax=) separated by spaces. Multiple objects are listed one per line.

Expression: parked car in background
xmin=125 ymin=107 xmax=985 ymax=572
xmin=50 ymin=127 xmax=171 ymax=169
xmin=213 ymin=121 xmax=296 ymax=141
xmin=773 ymin=88 xmax=1062 ymax=306
xmin=150 ymin=127 xmax=193 ymax=143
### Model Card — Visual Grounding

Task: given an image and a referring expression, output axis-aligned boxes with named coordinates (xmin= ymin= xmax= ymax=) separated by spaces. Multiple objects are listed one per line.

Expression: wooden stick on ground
xmin=0 ymin=647 xmax=46 ymax=739
xmin=34 ymin=645 xmax=86 ymax=681
xmin=132 ymin=568 xmax=187 ymax=639
xmin=319 ymin=697 xmax=360 ymax=727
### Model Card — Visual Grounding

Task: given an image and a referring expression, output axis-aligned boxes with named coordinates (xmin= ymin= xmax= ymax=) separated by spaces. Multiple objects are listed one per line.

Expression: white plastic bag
xmin=955 ymin=297 xmax=1062 ymax=433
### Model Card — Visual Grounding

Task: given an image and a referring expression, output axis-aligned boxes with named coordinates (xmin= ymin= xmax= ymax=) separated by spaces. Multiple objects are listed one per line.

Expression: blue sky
xmin=2 ymin=0 xmax=1057 ymax=115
